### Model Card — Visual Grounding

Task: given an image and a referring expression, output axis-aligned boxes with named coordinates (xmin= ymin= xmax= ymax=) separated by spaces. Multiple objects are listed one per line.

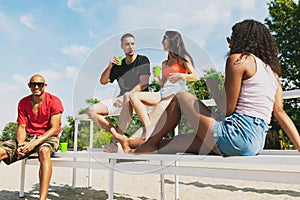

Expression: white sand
xmin=1 ymin=161 xmax=300 ymax=200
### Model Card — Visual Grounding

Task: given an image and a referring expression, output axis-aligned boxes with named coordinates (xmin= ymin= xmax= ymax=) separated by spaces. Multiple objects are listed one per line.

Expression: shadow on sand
xmin=164 ymin=179 xmax=300 ymax=197
xmin=3 ymin=180 xmax=299 ymax=199
xmin=0 ymin=183 xmax=153 ymax=200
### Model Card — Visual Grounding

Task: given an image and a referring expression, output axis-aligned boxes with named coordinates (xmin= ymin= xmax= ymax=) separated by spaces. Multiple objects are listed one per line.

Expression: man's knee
xmin=87 ymin=105 xmax=95 ymax=118
xmin=0 ymin=148 xmax=8 ymax=161
xmin=38 ymin=146 xmax=51 ymax=161
xmin=87 ymin=103 xmax=108 ymax=118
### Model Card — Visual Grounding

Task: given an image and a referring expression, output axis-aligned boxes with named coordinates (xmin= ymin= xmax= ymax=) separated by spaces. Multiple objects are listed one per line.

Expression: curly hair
xmin=229 ymin=19 xmax=281 ymax=76
xmin=165 ymin=30 xmax=194 ymax=66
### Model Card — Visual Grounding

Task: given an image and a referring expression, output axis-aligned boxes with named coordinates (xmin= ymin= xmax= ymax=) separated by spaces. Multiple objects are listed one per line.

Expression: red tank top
xmin=163 ymin=60 xmax=188 ymax=79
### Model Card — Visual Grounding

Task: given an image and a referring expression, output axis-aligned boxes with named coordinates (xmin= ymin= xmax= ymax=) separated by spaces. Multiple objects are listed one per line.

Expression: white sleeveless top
xmin=235 ymin=55 xmax=278 ymax=124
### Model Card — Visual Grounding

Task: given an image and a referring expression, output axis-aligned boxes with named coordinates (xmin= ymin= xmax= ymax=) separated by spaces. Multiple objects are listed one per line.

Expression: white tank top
xmin=235 ymin=54 xmax=278 ymax=124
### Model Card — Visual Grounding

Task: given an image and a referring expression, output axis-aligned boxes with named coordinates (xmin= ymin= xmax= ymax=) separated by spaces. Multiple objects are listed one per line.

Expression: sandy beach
xmin=1 ymin=160 xmax=300 ymax=200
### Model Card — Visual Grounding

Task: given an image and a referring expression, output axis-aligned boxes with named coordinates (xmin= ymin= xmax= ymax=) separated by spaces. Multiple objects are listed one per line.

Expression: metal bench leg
xmin=160 ymin=160 xmax=165 ymax=200
xmin=72 ymin=118 xmax=80 ymax=189
xmin=88 ymin=120 xmax=94 ymax=188
xmin=175 ymin=160 xmax=179 ymax=200
xmin=108 ymin=158 xmax=116 ymax=200
xmin=19 ymin=158 xmax=27 ymax=197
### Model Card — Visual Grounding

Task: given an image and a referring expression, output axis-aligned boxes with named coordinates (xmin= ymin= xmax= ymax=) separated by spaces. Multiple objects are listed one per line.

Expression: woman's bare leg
xmin=134 ymin=92 xmax=219 ymax=154
xmin=110 ymin=95 xmax=174 ymax=152
xmin=158 ymin=133 xmax=218 ymax=155
xmin=110 ymin=128 xmax=145 ymax=152
xmin=116 ymin=99 xmax=133 ymax=135
xmin=174 ymin=92 xmax=219 ymax=154
xmin=143 ymin=96 xmax=174 ymax=138
xmin=134 ymin=96 xmax=182 ymax=154
xmin=130 ymin=92 xmax=161 ymax=127
xmin=87 ymin=102 xmax=115 ymax=132
xmin=110 ymin=97 xmax=173 ymax=152
xmin=112 ymin=95 xmax=180 ymax=153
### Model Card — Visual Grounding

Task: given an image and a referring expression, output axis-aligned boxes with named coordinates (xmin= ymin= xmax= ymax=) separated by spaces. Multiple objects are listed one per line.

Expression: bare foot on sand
xmin=110 ymin=128 xmax=132 ymax=153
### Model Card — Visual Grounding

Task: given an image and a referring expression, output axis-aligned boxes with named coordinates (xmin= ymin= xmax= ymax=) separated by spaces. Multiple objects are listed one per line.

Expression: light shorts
xmin=102 ymin=97 xmax=154 ymax=116
xmin=160 ymin=80 xmax=187 ymax=98
xmin=1 ymin=136 xmax=59 ymax=165
xmin=213 ymin=112 xmax=270 ymax=157
xmin=101 ymin=97 xmax=123 ymax=116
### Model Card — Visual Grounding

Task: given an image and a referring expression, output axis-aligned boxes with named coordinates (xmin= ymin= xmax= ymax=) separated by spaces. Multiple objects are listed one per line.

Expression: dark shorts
xmin=1 ymin=136 xmax=59 ymax=165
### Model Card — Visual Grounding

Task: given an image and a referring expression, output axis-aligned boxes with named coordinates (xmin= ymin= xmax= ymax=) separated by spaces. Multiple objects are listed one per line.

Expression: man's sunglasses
xmin=29 ymin=82 xmax=45 ymax=88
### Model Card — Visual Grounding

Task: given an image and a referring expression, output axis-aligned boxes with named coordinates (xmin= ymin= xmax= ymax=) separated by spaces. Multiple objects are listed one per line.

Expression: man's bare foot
xmin=133 ymin=140 xmax=158 ymax=155
xmin=110 ymin=128 xmax=132 ymax=153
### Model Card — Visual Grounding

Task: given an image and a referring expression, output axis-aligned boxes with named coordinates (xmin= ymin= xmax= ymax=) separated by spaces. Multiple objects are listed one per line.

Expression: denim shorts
xmin=213 ymin=112 xmax=270 ymax=157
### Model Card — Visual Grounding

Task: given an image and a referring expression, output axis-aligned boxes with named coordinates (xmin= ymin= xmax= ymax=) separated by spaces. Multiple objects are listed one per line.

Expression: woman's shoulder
xmin=227 ymin=53 xmax=256 ymax=78
xmin=227 ymin=53 xmax=244 ymax=62
xmin=227 ymin=53 xmax=255 ymax=66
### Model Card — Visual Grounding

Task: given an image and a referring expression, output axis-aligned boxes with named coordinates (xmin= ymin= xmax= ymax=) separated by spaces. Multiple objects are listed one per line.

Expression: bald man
xmin=0 ymin=74 xmax=64 ymax=200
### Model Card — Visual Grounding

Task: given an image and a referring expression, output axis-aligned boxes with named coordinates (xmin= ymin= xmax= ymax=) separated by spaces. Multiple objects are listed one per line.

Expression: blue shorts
xmin=213 ymin=112 xmax=270 ymax=157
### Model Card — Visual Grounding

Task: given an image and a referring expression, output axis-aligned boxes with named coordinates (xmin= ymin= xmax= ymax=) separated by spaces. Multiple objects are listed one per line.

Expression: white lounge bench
xmin=20 ymin=149 xmax=300 ymax=200
xmin=19 ymin=89 xmax=300 ymax=200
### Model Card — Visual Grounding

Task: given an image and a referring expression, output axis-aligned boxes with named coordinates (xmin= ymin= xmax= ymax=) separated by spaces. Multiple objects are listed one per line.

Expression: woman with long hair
xmin=129 ymin=30 xmax=198 ymax=138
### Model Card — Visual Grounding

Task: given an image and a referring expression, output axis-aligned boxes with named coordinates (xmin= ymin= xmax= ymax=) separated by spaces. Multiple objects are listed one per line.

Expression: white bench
xmin=19 ymin=89 xmax=300 ymax=200
xmin=20 ymin=149 xmax=300 ymax=200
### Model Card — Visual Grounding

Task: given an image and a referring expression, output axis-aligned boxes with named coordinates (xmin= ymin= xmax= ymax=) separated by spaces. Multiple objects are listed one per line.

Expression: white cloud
xmin=0 ymin=81 xmax=19 ymax=95
xmin=88 ymin=30 xmax=96 ymax=38
xmin=0 ymin=11 xmax=19 ymax=37
xmin=61 ymin=44 xmax=91 ymax=60
xmin=65 ymin=66 xmax=78 ymax=80
xmin=66 ymin=0 xmax=82 ymax=12
xmin=116 ymin=0 xmax=268 ymax=38
xmin=37 ymin=69 xmax=63 ymax=85
xmin=67 ymin=0 xmax=88 ymax=12
xmin=20 ymin=14 xmax=38 ymax=30
xmin=12 ymin=73 xmax=27 ymax=85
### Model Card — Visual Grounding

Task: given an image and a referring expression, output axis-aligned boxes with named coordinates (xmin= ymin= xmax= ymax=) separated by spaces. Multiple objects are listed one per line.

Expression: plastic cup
xmin=207 ymin=73 xmax=218 ymax=80
xmin=59 ymin=142 xmax=68 ymax=153
xmin=153 ymin=66 xmax=161 ymax=77
xmin=116 ymin=56 xmax=123 ymax=66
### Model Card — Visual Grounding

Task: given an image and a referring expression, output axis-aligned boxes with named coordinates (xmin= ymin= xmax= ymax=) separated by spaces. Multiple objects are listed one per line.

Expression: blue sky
xmin=0 ymin=0 xmax=271 ymax=130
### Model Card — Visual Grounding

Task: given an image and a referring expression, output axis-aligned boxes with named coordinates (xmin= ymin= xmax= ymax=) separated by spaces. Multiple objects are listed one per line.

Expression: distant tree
xmin=149 ymin=79 xmax=161 ymax=92
xmin=266 ymin=0 xmax=300 ymax=90
xmin=188 ymin=68 xmax=224 ymax=100
xmin=177 ymin=69 xmax=224 ymax=136
xmin=61 ymin=116 xmax=75 ymax=147
xmin=265 ymin=0 xmax=300 ymax=149
xmin=78 ymin=98 xmax=100 ymax=115
xmin=0 ymin=122 xmax=18 ymax=141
